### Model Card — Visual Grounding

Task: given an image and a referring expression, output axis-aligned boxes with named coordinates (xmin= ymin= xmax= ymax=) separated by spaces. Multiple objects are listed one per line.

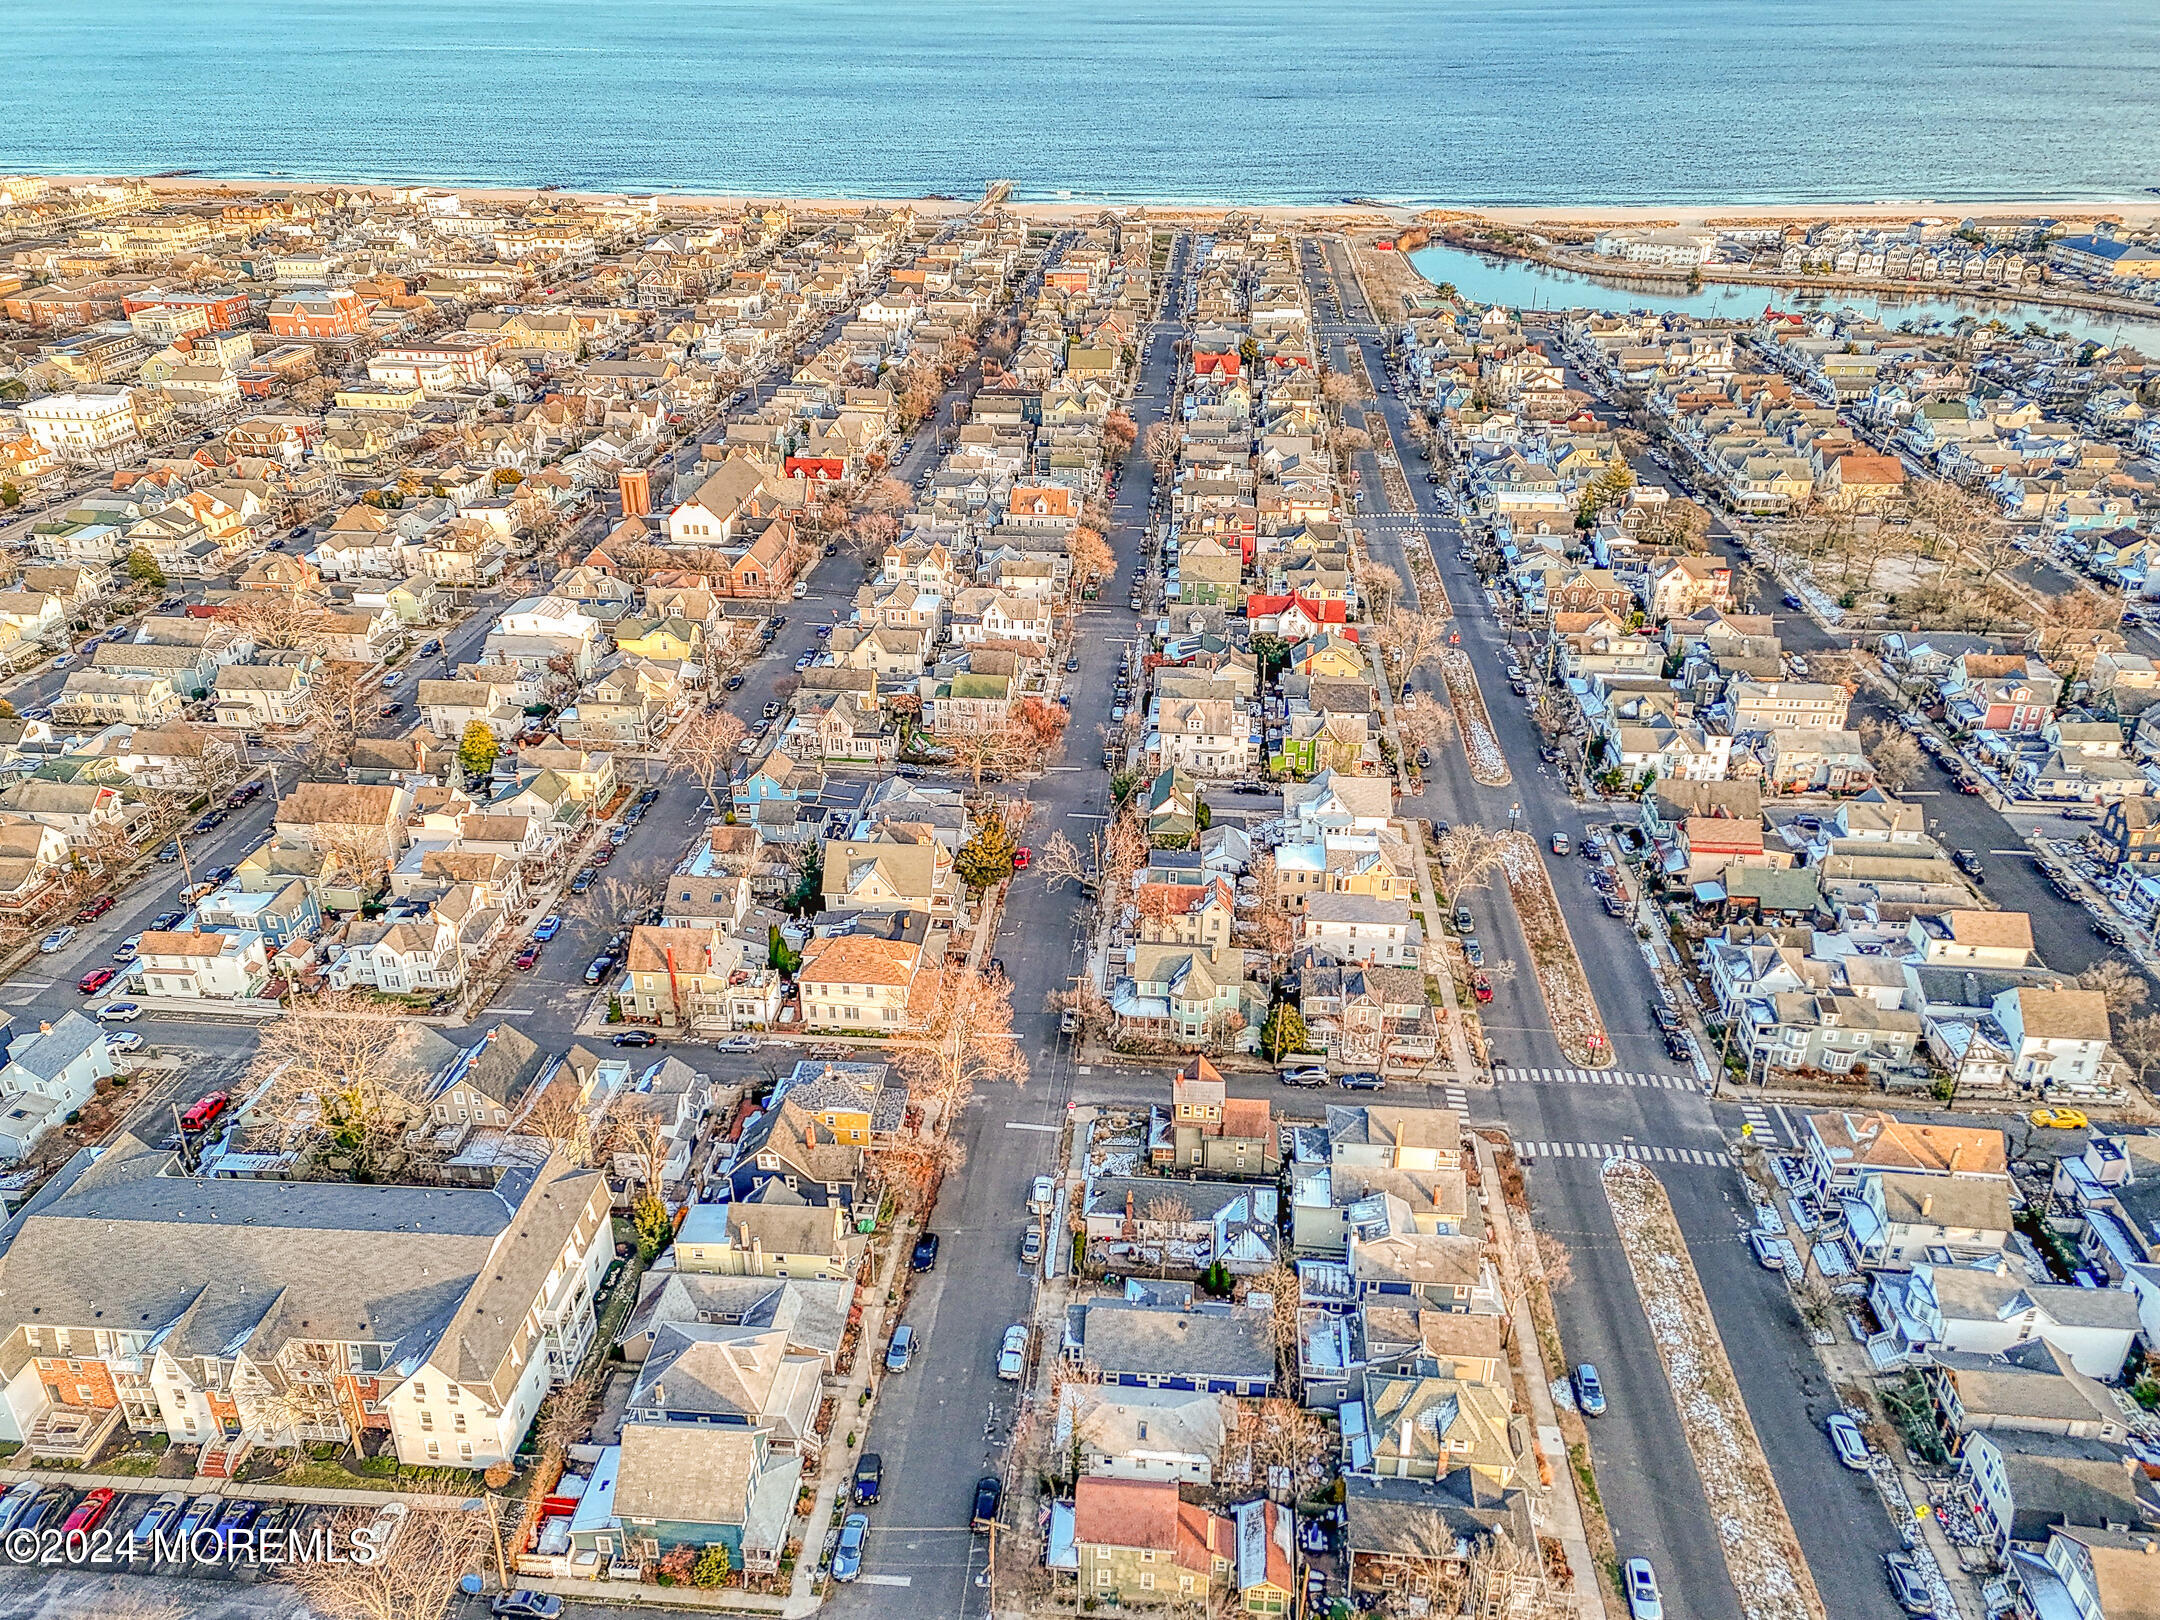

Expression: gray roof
xmin=3 ymin=1012 xmax=108 ymax=1084
xmin=0 ymin=1132 xmax=604 ymax=1394
xmin=619 ymin=1272 xmax=850 ymax=1365
xmin=614 ymin=1419 xmax=760 ymax=1528
xmin=1074 ymin=1299 xmax=1276 ymax=1383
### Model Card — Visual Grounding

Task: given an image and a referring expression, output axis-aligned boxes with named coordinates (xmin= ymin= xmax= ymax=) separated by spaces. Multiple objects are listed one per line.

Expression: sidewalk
xmin=1471 ymin=1134 xmax=1609 ymax=1619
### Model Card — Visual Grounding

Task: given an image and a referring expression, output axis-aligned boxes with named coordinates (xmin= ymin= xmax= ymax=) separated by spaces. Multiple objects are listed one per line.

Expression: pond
xmin=1406 ymin=240 xmax=2160 ymax=351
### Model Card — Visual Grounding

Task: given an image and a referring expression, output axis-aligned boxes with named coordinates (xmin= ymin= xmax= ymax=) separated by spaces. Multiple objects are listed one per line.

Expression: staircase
xmin=196 ymin=1435 xmax=253 ymax=1480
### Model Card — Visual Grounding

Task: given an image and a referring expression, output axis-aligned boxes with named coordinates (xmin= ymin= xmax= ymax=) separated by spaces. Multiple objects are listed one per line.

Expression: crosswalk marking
xmin=1516 ymin=1141 xmax=1733 ymax=1167
xmin=1740 ymin=1101 xmax=1776 ymax=1145
xmin=1444 ymin=1086 xmax=1470 ymax=1115
xmin=1497 ymin=1067 xmax=1696 ymax=1091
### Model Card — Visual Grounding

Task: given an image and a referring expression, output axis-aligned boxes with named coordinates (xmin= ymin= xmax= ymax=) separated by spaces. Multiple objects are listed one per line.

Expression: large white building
xmin=20 ymin=391 xmax=140 ymax=464
xmin=1591 ymin=229 xmax=1718 ymax=270
xmin=0 ymin=1135 xmax=610 ymax=1467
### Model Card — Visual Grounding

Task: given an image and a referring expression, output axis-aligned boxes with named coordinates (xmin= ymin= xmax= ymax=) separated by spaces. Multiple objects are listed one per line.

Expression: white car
xmin=38 ymin=927 xmax=77 ymax=954
xmin=104 ymin=1031 xmax=145 ymax=1056
xmin=1279 ymin=1065 xmax=1330 ymax=1087
xmin=714 ymin=1036 xmax=757 ymax=1054
xmin=996 ymin=1323 xmax=1030 ymax=1380
xmin=1028 ymin=1175 xmax=1056 ymax=1212
xmin=96 ymin=1002 xmax=143 ymax=1023
xmin=1624 ymin=1558 xmax=1663 ymax=1620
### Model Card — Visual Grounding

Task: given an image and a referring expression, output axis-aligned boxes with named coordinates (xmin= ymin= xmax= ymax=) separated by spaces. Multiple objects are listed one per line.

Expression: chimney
xmin=1920 ymin=1193 xmax=1933 ymax=1219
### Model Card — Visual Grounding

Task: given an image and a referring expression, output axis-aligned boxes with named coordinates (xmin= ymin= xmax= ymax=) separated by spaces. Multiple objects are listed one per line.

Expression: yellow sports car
xmin=2028 ymin=1107 xmax=2089 ymax=1130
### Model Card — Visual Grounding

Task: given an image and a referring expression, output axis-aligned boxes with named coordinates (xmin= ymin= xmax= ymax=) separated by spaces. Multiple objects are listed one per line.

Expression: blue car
xmin=1574 ymin=1363 xmax=1606 ymax=1417
xmin=214 ymin=1499 xmax=260 ymax=1550
xmin=171 ymin=1493 xmax=222 ymax=1545
xmin=533 ymin=914 xmax=563 ymax=942
xmin=832 ymin=1513 xmax=868 ymax=1581
xmin=885 ymin=1324 xmax=915 ymax=1372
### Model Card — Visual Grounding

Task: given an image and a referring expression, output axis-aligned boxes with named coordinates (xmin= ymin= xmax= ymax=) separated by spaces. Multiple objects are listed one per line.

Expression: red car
xmin=1012 ymin=847 xmax=1031 ymax=870
xmin=1471 ymin=972 xmax=1494 ymax=1004
xmin=515 ymin=946 xmax=541 ymax=970
xmin=180 ymin=1091 xmax=229 ymax=1132
xmin=60 ymin=1488 xmax=113 ymax=1536
xmin=77 ymin=895 xmax=116 ymax=922
xmin=77 ymin=968 xmax=117 ymax=996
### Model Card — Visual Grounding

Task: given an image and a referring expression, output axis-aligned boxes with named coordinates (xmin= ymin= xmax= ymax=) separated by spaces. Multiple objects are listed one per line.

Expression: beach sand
xmin=62 ymin=175 xmax=2160 ymax=233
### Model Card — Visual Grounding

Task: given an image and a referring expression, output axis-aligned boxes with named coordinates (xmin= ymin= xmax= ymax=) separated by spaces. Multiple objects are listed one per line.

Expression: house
xmin=1113 ymin=943 xmax=1259 ymax=1051
xmin=0 ymin=779 xmax=137 ymax=847
xmin=213 ymin=663 xmax=315 ymax=729
xmin=1056 ymin=1386 xmax=1235 ymax=1484
xmin=0 ymin=1013 xmax=115 ymax=1163
xmin=1145 ymin=767 xmax=1201 ymax=846
xmin=1921 ymin=1341 xmax=2130 ymax=1449
xmin=1073 ymin=1476 xmax=1234 ymax=1609
xmin=1349 ymin=1366 xmax=1524 ymax=1491
xmin=673 ymin=1199 xmax=864 ymax=1281
xmin=1298 ymin=893 xmax=1422 ymax=968
xmin=1297 ymin=962 xmax=1439 ymax=1072
xmin=1067 ymin=1295 xmax=1279 ymax=1395
xmin=426 ymin=1024 xmax=546 ymax=1129
xmin=1872 ymin=1261 xmax=2142 ymax=1378
xmin=772 ymin=1059 xmax=908 ymax=1148
xmin=1994 ymin=987 xmax=2113 ymax=1094
xmin=724 ymin=1099 xmax=864 ymax=1212
xmin=0 ymin=1134 xmax=610 ymax=1462
xmin=1841 ymin=1170 xmax=2014 ymax=1272
xmin=1343 ymin=1474 xmax=1533 ymax=1616
xmin=1801 ymin=1111 xmax=2008 ymax=1203
xmin=2007 ymin=1525 xmax=2160 ymax=1620
xmin=796 ymin=934 xmax=923 ymax=1033
xmin=273 ymin=782 xmax=413 ymax=865
xmin=1647 ymin=555 xmax=1733 ymax=622
xmin=2101 ymin=798 xmax=2160 ymax=871
xmin=1956 ymin=1430 xmax=2158 ymax=1560
xmin=131 ymin=929 xmax=273 ymax=1002
xmin=610 ymin=1418 xmax=799 ymax=1573
xmin=329 ymin=912 xmax=466 ymax=996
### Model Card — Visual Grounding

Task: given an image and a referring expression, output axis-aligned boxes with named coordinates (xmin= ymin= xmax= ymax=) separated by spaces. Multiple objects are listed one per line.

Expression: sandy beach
xmin=63 ymin=175 xmax=2160 ymax=233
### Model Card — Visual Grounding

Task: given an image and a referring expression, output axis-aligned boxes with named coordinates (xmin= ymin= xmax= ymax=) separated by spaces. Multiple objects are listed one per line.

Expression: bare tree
xmin=1432 ymin=822 xmax=1511 ymax=902
xmin=1035 ymin=828 xmax=1091 ymax=893
xmin=1391 ymin=689 xmax=1460 ymax=760
xmin=516 ymin=1077 xmax=603 ymax=1168
xmin=1857 ymin=719 xmax=1924 ymax=792
xmin=1144 ymin=420 xmax=1180 ymax=479
xmin=1320 ymin=371 xmax=1364 ymax=418
xmin=1237 ymin=850 xmax=1298 ymax=957
xmin=2077 ymin=959 xmax=2151 ymax=1023
xmin=1242 ymin=1397 xmax=1334 ymax=1499
xmin=869 ymin=1127 xmax=966 ymax=1221
xmin=1356 ymin=558 xmax=1405 ymax=619
xmin=1140 ymin=1192 xmax=1195 ymax=1277
xmin=284 ymin=1501 xmax=490 ymax=1620
xmin=219 ymin=589 xmax=332 ymax=652
xmin=246 ymin=993 xmax=439 ymax=1179
xmin=2115 ymin=1012 xmax=2160 ymax=1082
xmin=669 ymin=707 xmax=748 ymax=815
xmin=1370 ymin=606 xmax=1449 ymax=699
xmin=890 ymin=963 xmax=1028 ymax=1119
xmin=307 ymin=661 xmax=372 ymax=768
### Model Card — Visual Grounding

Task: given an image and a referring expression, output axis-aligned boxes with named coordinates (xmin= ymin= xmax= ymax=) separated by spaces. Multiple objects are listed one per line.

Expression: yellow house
xmin=674 ymin=1200 xmax=861 ymax=1281
xmin=334 ymin=380 xmax=425 ymax=413
xmin=613 ymin=615 xmax=703 ymax=663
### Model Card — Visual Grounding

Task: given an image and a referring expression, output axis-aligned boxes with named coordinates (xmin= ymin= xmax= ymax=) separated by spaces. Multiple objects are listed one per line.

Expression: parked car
xmin=2060 ymin=805 xmax=2100 ymax=822
xmin=997 ymin=1323 xmax=1030 ymax=1379
xmin=1953 ymin=849 xmax=1985 ymax=879
xmin=1279 ymin=1065 xmax=1329 ymax=1087
xmin=971 ymin=1476 xmax=1003 ymax=1532
xmin=911 ymin=1232 xmax=941 ymax=1271
xmin=532 ymin=915 xmax=564 ymax=942
xmin=1550 ymin=832 xmax=1571 ymax=856
xmin=1882 ymin=1552 xmax=1935 ymax=1616
xmin=2029 ymin=1107 xmax=2089 ymax=1130
xmin=152 ymin=909 xmax=185 ymax=931
xmin=77 ymin=894 xmax=116 ymax=921
xmin=77 ymin=968 xmax=117 ymax=995
xmin=583 ymin=954 xmax=616 ymax=984
xmin=853 ymin=1453 xmax=883 ymax=1505
xmin=38 ymin=926 xmax=77 ymax=954
xmin=885 ymin=1325 xmax=916 ymax=1372
xmin=105 ymin=1031 xmax=144 ymax=1056
xmin=1471 ymin=972 xmax=1493 ymax=1004
xmin=1624 ymin=1559 xmax=1663 ymax=1620
xmin=1337 ymin=1071 xmax=1386 ymax=1091
xmin=0 ymin=1481 xmax=42 ymax=1534
xmin=1749 ymin=1231 xmax=1787 ymax=1269
xmin=129 ymin=1491 xmax=187 ymax=1549
xmin=1462 ymin=938 xmax=1484 ymax=967
xmin=1012 ymin=846 xmax=1031 ymax=870
xmin=96 ymin=1001 xmax=142 ymax=1023
xmin=1452 ymin=904 xmax=1473 ymax=932
xmin=490 ymin=1593 xmax=563 ymax=1620
xmin=715 ymin=1035 xmax=758 ymax=1053
xmin=157 ymin=841 xmax=181 ymax=862
xmin=1021 ymin=1227 xmax=1043 ymax=1267
xmin=610 ymin=1030 xmax=658 ymax=1048
xmin=171 ymin=1493 xmax=223 ymax=1545
xmin=1825 ymin=1412 xmax=1872 ymax=1470
xmin=570 ymin=870 xmax=596 ymax=894
xmin=1573 ymin=1364 xmax=1606 ymax=1416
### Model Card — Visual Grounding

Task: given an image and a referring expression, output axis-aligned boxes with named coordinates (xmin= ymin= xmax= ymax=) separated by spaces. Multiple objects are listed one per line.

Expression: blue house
xmin=1063 ymin=1295 xmax=1277 ymax=1397
xmin=724 ymin=1098 xmax=864 ymax=1212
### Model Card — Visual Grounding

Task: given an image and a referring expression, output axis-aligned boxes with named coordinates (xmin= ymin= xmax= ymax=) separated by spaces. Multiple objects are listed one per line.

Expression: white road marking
xmin=1004 ymin=1122 xmax=1059 ymax=1133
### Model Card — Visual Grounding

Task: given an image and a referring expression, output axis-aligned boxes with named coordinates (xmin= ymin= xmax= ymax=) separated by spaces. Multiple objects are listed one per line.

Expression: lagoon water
xmin=3 ymin=0 xmax=2158 ymax=206
xmin=1405 ymin=240 xmax=2160 ymax=350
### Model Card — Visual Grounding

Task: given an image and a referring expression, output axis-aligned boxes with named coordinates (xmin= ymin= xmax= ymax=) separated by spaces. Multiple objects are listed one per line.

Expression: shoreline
xmin=28 ymin=174 xmax=2160 ymax=232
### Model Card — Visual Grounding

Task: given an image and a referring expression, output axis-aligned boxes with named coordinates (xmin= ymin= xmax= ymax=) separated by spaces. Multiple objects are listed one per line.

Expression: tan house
xmin=674 ymin=1200 xmax=864 ymax=1281
xmin=1074 ymin=1476 xmax=1234 ymax=1608
xmin=797 ymin=934 xmax=923 ymax=1032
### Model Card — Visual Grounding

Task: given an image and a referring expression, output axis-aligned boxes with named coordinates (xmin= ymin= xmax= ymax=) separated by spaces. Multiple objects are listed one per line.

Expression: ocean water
xmin=1407 ymin=240 xmax=2160 ymax=349
xmin=2 ymin=1 xmax=2158 ymax=205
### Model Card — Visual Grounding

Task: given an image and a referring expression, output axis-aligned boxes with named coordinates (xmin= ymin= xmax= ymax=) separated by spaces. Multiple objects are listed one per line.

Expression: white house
xmin=1870 ymin=1260 xmax=2142 ymax=1378
xmin=1993 ymin=986 xmax=2113 ymax=1094
xmin=21 ymin=392 xmax=140 ymax=465
xmin=1298 ymin=894 xmax=1423 ymax=968
xmin=0 ymin=1013 xmax=116 ymax=1163
xmin=132 ymin=930 xmax=273 ymax=1001
xmin=329 ymin=912 xmax=467 ymax=996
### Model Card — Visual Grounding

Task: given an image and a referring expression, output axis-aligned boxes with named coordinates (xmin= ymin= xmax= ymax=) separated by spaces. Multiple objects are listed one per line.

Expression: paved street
xmin=1302 ymin=242 xmax=1921 ymax=1617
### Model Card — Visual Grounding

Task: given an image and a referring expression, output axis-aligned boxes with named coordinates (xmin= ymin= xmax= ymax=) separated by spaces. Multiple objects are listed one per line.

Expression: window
xmin=453 ymin=1412 xmax=467 ymax=1433
xmin=419 ymin=1411 xmax=433 ymax=1430
xmin=426 ymin=1440 xmax=440 ymax=1459
xmin=1140 ymin=1572 xmax=1155 ymax=1590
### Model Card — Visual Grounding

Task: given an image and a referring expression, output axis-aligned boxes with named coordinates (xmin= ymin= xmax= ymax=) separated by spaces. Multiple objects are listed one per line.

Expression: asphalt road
xmin=1303 ymin=240 xmax=1920 ymax=1618
xmin=821 ymin=230 xmax=1195 ymax=1620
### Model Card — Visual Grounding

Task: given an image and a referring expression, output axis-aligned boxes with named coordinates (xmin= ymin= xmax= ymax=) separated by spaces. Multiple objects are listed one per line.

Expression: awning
xmin=1692 ymin=881 xmax=1727 ymax=903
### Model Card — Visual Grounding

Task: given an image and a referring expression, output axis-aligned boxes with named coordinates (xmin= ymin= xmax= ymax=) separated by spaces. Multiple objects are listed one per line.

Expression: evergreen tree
xmin=457 ymin=720 xmax=500 ymax=778
xmin=955 ymin=808 xmax=1019 ymax=892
